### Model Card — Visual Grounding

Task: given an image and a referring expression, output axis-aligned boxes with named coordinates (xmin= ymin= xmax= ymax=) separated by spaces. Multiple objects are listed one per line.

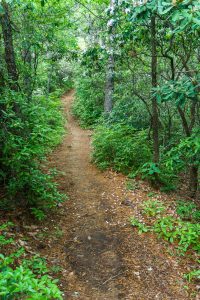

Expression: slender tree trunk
xmin=189 ymin=165 xmax=198 ymax=198
xmin=0 ymin=69 xmax=4 ymax=92
xmin=177 ymin=102 xmax=198 ymax=198
xmin=23 ymin=47 xmax=32 ymax=98
xmin=0 ymin=1 xmax=19 ymax=91
xmin=104 ymin=0 xmax=115 ymax=114
xmin=0 ymin=37 xmax=5 ymax=175
xmin=22 ymin=10 xmax=34 ymax=99
xmin=104 ymin=54 xmax=114 ymax=113
xmin=151 ymin=15 xmax=159 ymax=163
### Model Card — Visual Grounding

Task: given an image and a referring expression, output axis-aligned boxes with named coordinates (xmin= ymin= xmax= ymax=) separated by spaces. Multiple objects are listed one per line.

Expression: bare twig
xmin=102 ymin=271 xmax=126 ymax=286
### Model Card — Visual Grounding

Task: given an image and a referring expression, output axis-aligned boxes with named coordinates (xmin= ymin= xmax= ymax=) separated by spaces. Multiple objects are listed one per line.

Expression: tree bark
xmin=151 ymin=15 xmax=159 ymax=163
xmin=0 ymin=69 xmax=5 ymax=92
xmin=104 ymin=54 xmax=114 ymax=113
xmin=189 ymin=165 xmax=198 ymax=198
xmin=104 ymin=0 xmax=115 ymax=114
xmin=177 ymin=102 xmax=199 ymax=198
xmin=23 ymin=46 xmax=32 ymax=98
xmin=0 ymin=1 xmax=19 ymax=91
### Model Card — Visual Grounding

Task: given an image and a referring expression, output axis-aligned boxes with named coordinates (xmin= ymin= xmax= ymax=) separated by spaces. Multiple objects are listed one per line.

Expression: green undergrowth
xmin=92 ymin=124 xmax=152 ymax=173
xmin=72 ymin=72 xmax=104 ymax=127
xmin=176 ymin=201 xmax=200 ymax=221
xmin=184 ymin=268 xmax=200 ymax=283
xmin=0 ymin=222 xmax=63 ymax=299
xmin=0 ymin=89 xmax=66 ymax=218
xmin=130 ymin=199 xmax=200 ymax=254
xmin=92 ymin=123 xmax=180 ymax=191
xmin=130 ymin=199 xmax=200 ymax=283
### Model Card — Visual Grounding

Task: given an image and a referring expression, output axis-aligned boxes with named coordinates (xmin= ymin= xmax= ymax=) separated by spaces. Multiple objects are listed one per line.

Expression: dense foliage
xmin=0 ymin=90 xmax=66 ymax=215
xmin=92 ymin=125 xmax=151 ymax=173
xmin=0 ymin=0 xmax=75 ymax=216
xmin=73 ymin=0 xmax=200 ymax=198
xmin=73 ymin=68 xmax=105 ymax=127
xmin=0 ymin=0 xmax=199 ymax=297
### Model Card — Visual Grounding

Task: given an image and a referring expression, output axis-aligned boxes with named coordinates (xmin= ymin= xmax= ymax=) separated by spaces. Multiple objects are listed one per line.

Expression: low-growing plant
xmin=143 ymin=200 xmax=165 ymax=217
xmin=0 ymin=223 xmax=63 ymax=299
xmin=126 ymin=180 xmax=139 ymax=191
xmin=0 ymin=257 xmax=63 ymax=299
xmin=51 ymin=265 xmax=63 ymax=274
xmin=31 ymin=208 xmax=47 ymax=221
xmin=54 ymin=227 xmax=64 ymax=239
xmin=0 ymin=222 xmax=14 ymax=246
xmin=147 ymin=192 xmax=158 ymax=198
xmin=130 ymin=217 xmax=150 ymax=234
xmin=130 ymin=205 xmax=200 ymax=255
xmin=139 ymin=162 xmax=161 ymax=181
xmin=184 ymin=268 xmax=200 ymax=283
xmin=153 ymin=216 xmax=200 ymax=253
xmin=22 ymin=255 xmax=49 ymax=274
xmin=0 ymin=234 xmax=13 ymax=247
xmin=176 ymin=201 xmax=200 ymax=221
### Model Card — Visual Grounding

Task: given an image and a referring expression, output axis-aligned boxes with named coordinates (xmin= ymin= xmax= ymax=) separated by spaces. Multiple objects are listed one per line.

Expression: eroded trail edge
xmin=45 ymin=91 xmax=189 ymax=300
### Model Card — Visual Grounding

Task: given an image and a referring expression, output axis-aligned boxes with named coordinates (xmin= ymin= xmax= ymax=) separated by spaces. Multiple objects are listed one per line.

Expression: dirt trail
xmin=46 ymin=91 xmax=189 ymax=300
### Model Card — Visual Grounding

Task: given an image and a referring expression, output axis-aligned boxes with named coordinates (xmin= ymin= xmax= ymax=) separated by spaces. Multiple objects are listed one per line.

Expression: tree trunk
xmin=104 ymin=54 xmax=114 ymax=113
xmin=104 ymin=0 xmax=115 ymax=114
xmin=0 ymin=1 xmax=19 ymax=91
xmin=151 ymin=15 xmax=159 ymax=163
xmin=0 ymin=69 xmax=5 ymax=92
xmin=22 ymin=10 xmax=34 ymax=99
xmin=189 ymin=165 xmax=199 ymax=198
xmin=23 ymin=47 xmax=32 ymax=98
xmin=177 ymin=104 xmax=199 ymax=198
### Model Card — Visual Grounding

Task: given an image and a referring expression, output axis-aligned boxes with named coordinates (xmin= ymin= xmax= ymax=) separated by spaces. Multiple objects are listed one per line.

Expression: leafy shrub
xmin=72 ymin=70 xmax=104 ymax=127
xmin=0 ymin=255 xmax=63 ymax=299
xmin=137 ymin=162 xmax=177 ymax=191
xmin=176 ymin=201 xmax=200 ymax=221
xmin=153 ymin=217 xmax=200 ymax=253
xmin=165 ymin=132 xmax=200 ymax=174
xmin=108 ymin=95 xmax=150 ymax=130
xmin=0 ymin=90 xmax=65 ymax=215
xmin=0 ymin=223 xmax=62 ymax=300
xmin=92 ymin=124 xmax=152 ymax=173
xmin=139 ymin=162 xmax=161 ymax=181
xmin=129 ymin=131 xmax=199 ymax=191
xmin=155 ymin=77 xmax=199 ymax=107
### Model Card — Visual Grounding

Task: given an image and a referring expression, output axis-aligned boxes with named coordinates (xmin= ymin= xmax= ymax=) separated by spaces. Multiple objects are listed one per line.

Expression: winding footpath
xmin=45 ymin=91 xmax=189 ymax=300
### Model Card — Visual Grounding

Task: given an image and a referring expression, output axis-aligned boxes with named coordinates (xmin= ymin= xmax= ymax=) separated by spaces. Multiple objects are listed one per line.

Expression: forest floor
xmin=2 ymin=91 xmax=199 ymax=299
xmin=43 ymin=90 xmax=197 ymax=300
